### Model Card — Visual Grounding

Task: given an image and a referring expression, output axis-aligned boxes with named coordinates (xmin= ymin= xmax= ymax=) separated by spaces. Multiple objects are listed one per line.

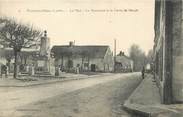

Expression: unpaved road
xmin=0 ymin=73 xmax=142 ymax=117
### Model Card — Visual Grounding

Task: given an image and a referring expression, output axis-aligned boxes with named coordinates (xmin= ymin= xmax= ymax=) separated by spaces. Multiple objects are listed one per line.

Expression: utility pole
xmin=114 ymin=39 xmax=116 ymax=72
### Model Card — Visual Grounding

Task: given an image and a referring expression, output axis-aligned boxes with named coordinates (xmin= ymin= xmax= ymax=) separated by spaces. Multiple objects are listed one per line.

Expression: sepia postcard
xmin=0 ymin=0 xmax=182 ymax=117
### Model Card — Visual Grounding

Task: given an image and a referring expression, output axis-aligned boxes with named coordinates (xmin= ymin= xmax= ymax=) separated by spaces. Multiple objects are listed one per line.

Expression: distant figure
xmin=1 ymin=65 xmax=8 ymax=78
xmin=76 ymin=64 xmax=80 ymax=74
xmin=60 ymin=65 xmax=64 ymax=72
xmin=141 ymin=66 xmax=145 ymax=79
xmin=0 ymin=65 xmax=2 ymax=78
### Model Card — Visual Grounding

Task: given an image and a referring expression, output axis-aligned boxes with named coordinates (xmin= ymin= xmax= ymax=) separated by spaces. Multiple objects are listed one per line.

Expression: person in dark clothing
xmin=141 ymin=66 xmax=145 ymax=79
xmin=1 ymin=65 xmax=8 ymax=78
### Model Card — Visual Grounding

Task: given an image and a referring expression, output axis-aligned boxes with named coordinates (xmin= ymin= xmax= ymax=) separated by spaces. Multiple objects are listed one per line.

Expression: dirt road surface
xmin=0 ymin=73 xmax=142 ymax=117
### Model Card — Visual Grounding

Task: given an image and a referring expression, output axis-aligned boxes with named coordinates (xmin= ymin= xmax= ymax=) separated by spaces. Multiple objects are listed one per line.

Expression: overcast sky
xmin=0 ymin=0 xmax=154 ymax=55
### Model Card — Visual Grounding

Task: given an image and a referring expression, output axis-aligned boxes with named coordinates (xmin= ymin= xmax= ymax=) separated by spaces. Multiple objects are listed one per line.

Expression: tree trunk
xmin=20 ymin=56 xmax=23 ymax=65
xmin=81 ymin=57 xmax=84 ymax=71
xmin=13 ymin=50 xmax=18 ymax=79
xmin=6 ymin=59 xmax=11 ymax=73
xmin=88 ymin=57 xmax=90 ymax=71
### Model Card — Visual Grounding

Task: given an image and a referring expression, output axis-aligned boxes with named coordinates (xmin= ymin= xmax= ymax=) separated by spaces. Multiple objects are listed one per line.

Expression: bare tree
xmin=0 ymin=17 xmax=42 ymax=78
xmin=129 ymin=44 xmax=146 ymax=72
xmin=146 ymin=49 xmax=153 ymax=64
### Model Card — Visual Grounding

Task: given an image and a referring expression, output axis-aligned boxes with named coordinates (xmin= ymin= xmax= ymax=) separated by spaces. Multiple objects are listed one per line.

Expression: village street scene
xmin=0 ymin=0 xmax=183 ymax=117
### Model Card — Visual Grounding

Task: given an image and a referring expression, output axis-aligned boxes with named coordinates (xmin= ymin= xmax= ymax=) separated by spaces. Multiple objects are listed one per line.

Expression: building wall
xmin=115 ymin=55 xmax=133 ymax=72
xmin=56 ymin=54 xmax=113 ymax=72
xmin=154 ymin=0 xmax=183 ymax=103
xmin=57 ymin=57 xmax=105 ymax=72
xmin=103 ymin=47 xmax=114 ymax=72
xmin=172 ymin=0 xmax=183 ymax=102
xmin=154 ymin=0 xmax=166 ymax=103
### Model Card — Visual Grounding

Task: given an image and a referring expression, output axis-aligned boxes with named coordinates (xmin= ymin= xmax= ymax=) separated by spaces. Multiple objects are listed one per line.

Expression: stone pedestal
xmin=29 ymin=65 xmax=35 ymax=76
xmin=76 ymin=67 xmax=79 ymax=74
xmin=55 ymin=67 xmax=59 ymax=76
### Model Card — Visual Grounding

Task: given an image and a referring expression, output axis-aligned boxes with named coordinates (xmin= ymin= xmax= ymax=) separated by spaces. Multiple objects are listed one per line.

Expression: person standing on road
xmin=141 ymin=66 xmax=145 ymax=79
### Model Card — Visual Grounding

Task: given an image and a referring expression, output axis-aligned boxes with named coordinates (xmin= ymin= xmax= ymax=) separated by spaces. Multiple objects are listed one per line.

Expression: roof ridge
xmin=52 ymin=45 xmax=109 ymax=47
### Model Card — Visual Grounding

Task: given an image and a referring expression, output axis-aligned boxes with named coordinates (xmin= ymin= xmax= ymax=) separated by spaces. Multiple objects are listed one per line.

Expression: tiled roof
xmin=51 ymin=45 xmax=109 ymax=58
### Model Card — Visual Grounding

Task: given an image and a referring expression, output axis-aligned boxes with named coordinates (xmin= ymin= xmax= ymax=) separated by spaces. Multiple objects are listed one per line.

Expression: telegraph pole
xmin=114 ymin=39 xmax=116 ymax=72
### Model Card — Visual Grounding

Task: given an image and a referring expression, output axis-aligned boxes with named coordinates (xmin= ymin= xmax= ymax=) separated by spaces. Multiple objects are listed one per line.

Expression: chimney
xmin=119 ymin=51 xmax=124 ymax=56
xmin=44 ymin=30 xmax=47 ymax=37
xmin=69 ymin=41 xmax=74 ymax=47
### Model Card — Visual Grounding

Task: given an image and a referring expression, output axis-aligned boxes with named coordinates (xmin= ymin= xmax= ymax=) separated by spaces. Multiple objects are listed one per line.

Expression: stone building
xmin=115 ymin=51 xmax=133 ymax=72
xmin=154 ymin=0 xmax=183 ymax=104
xmin=51 ymin=42 xmax=114 ymax=73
